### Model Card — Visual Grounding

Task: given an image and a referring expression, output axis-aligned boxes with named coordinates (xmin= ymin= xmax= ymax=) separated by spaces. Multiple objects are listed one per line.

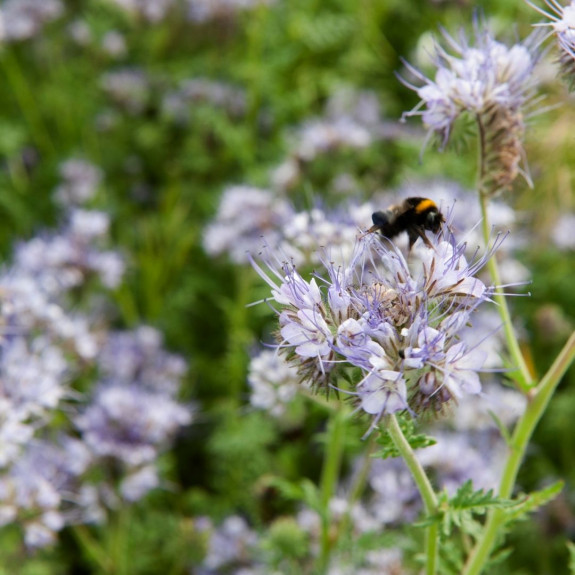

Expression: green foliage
xmin=425 ymin=481 xmax=512 ymax=540
xmin=373 ymin=415 xmax=437 ymax=459
xmin=503 ymin=481 xmax=564 ymax=525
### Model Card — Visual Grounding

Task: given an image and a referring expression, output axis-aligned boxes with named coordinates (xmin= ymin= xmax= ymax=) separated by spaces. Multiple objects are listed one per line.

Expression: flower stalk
xmin=318 ymin=407 xmax=349 ymax=573
xmin=463 ymin=331 xmax=575 ymax=575
xmin=476 ymin=115 xmax=533 ymax=390
xmin=386 ymin=414 xmax=439 ymax=575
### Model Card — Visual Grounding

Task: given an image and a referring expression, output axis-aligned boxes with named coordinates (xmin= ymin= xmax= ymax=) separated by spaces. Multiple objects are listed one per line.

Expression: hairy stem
xmin=318 ymin=408 xmax=348 ymax=573
xmin=476 ymin=115 xmax=533 ymax=389
xmin=463 ymin=331 xmax=575 ymax=575
xmin=387 ymin=414 xmax=438 ymax=575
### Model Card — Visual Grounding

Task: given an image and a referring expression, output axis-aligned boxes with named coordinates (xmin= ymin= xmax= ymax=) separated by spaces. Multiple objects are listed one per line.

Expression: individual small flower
xmin=252 ymin=222 xmax=498 ymax=425
xmin=401 ymin=25 xmax=539 ymax=195
xmin=120 ymin=465 xmax=159 ymax=501
xmin=0 ymin=335 xmax=68 ymax=418
xmin=54 ymin=159 xmax=102 ymax=207
xmin=0 ymin=0 xmax=63 ymax=43
xmin=100 ymin=68 xmax=151 ymax=115
xmin=248 ymin=349 xmax=301 ymax=417
xmin=550 ymin=212 xmax=575 ymax=250
xmin=199 ymin=516 xmax=260 ymax=572
xmin=162 ymin=78 xmax=246 ymax=122
xmin=530 ymin=0 xmax=575 ymax=86
xmin=68 ymin=20 xmax=92 ymax=46
xmin=417 ymin=430 xmax=507 ymax=494
xmin=369 ymin=458 xmax=421 ymax=525
xmin=101 ymin=31 xmax=127 ymax=57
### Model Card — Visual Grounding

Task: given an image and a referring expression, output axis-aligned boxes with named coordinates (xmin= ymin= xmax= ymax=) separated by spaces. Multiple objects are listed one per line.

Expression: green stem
xmin=1 ymin=50 xmax=55 ymax=155
xmin=72 ymin=525 xmax=113 ymax=573
xmin=475 ymin=114 xmax=532 ymax=390
xmin=478 ymin=193 xmax=533 ymax=389
xmin=337 ymin=435 xmax=377 ymax=541
xmin=462 ymin=331 xmax=575 ymax=575
xmin=318 ymin=408 xmax=348 ymax=574
xmin=387 ymin=414 xmax=438 ymax=575
xmin=105 ymin=507 xmax=131 ymax=575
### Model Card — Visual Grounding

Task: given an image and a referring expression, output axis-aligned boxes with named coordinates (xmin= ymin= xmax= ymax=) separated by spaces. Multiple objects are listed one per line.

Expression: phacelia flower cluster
xmin=252 ymin=227 xmax=499 ymax=429
xmin=0 ymin=166 xmax=192 ymax=548
xmin=402 ymin=25 xmax=539 ymax=195
xmin=203 ymin=185 xmax=374 ymax=266
xmin=271 ymin=89 xmax=384 ymax=192
xmin=162 ymin=78 xmax=246 ymax=123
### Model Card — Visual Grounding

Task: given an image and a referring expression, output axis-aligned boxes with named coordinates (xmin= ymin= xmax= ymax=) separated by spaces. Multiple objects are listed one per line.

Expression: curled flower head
xmin=530 ymin=0 xmax=575 ymax=87
xmin=252 ymin=222 xmax=499 ymax=428
xmin=401 ymin=24 xmax=539 ymax=195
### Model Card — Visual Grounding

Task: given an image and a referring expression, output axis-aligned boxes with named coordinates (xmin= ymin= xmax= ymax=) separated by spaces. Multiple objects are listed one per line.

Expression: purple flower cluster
xmin=185 ymin=0 xmax=276 ymax=23
xmin=54 ymin=159 xmax=103 ymax=207
xmin=105 ymin=0 xmax=276 ymax=24
xmin=0 ymin=0 xmax=63 ymax=43
xmin=247 ymin=349 xmax=301 ymax=417
xmin=253 ymin=228 xmax=499 ymax=428
xmin=0 ymin=162 xmax=192 ymax=547
xmin=203 ymin=184 xmax=375 ymax=266
xmin=162 ymin=78 xmax=246 ymax=122
xmin=271 ymin=89 xmax=384 ymax=192
xmin=402 ymin=27 xmax=538 ymax=144
xmin=401 ymin=24 xmax=540 ymax=195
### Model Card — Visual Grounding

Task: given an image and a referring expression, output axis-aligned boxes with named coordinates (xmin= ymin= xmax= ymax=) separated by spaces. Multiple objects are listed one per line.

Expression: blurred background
xmin=0 ymin=0 xmax=573 ymax=573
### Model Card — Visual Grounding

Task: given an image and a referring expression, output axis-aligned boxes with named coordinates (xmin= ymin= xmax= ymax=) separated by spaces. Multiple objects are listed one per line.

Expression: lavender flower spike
xmin=400 ymin=24 xmax=539 ymax=195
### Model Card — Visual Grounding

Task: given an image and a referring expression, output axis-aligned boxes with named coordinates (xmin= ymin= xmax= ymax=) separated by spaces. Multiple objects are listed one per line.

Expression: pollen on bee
xmin=414 ymin=199 xmax=437 ymax=214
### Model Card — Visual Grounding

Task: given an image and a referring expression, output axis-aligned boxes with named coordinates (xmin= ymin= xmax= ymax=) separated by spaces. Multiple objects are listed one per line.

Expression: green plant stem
xmin=72 ymin=525 xmax=113 ymax=573
xmin=387 ymin=414 xmax=438 ymax=575
xmin=318 ymin=408 xmax=348 ymax=574
xmin=475 ymin=115 xmax=532 ymax=390
xmin=1 ymin=50 xmax=55 ymax=155
xmin=337 ymin=435 xmax=377 ymax=542
xmin=111 ymin=507 xmax=131 ymax=575
xmin=462 ymin=331 xmax=575 ymax=575
xmin=478 ymin=193 xmax=533 ymax=389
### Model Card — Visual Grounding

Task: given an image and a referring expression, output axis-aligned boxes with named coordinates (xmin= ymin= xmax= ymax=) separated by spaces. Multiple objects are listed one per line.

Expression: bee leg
xmin=408 ymin=227 xmax=434 ymax=250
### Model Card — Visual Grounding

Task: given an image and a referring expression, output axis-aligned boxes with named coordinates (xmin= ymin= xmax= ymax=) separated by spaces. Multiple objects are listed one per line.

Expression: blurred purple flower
xmin=76 ymin=383 xmax=192 ymax=467
xmin=530 ymin=0 xmax=575 ymax=86
xmin=0 ymin=0 xmax=63 ymax=43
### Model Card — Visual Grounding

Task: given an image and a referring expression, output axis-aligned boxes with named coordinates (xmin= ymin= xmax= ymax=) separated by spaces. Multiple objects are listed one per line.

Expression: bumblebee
xmin=368 ymin=197 xmax=445 ymax=250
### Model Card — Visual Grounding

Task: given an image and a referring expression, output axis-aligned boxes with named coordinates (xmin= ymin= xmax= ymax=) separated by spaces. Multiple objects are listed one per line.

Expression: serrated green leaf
xmin=372 ymin=416 xmax=436 ymax=460
xmin=422 ymin=481 xmax=513 ymax=538
xmin=503 ymin=480 xmax=564 ymax=524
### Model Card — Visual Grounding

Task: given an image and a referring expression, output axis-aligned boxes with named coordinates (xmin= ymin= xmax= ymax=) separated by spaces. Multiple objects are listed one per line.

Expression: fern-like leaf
xmin=373 ymin=415 xmax=436 ymax=460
